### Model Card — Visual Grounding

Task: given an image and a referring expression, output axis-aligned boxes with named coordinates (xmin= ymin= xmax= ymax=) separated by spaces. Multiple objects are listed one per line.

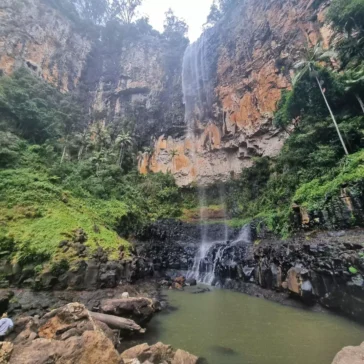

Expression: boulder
xmin=174 ymin=276 xmax=186 ymax=286
xmin=287 ymin=267 xmax=301 ymax=295
xmin=37 ymin=303 xmax=116 ymax=344
xmin=10 ymin=316 xmax=39 ymax=345
xmin=9 ymin=330 xmax=121 ymax=364
xmin=121 ymin=342 xmax=199 ymax=364
xmin=172 ymin=349 xmax=199 ymax=364
xmin=100 ymin=297 xmax=156 ymax=324
xmin=186 ymin=278 xmax=197 ymax=286
xmin=332 ymin=341 xmax=364 ymax=364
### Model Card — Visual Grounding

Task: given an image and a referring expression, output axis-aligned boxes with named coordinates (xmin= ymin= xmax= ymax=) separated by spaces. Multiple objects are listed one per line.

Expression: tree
xmin=163 ymin=9 xmax=188 ymax=40
xmin=341 ymin=67 xmax=364 ymax=113
xmin=110 ymin=0 xmax=143 ymax=25
xmin=71 ymin=130 xmax=92 ymax=161
xmin=204 ymin=1 xmax=222 ymax=29
xmin=327 ymin=0 xmax=364 ymax=34
xmin=293 ymin=43 xmax=349 ymax=155
xmin=219 ymin=0 xmax=238 ymax=14
xmin=327 ymin=0 xmax=364 ymax=67
xmin=90 ymin=122 xmax=111 ymax=152
xmin=73 ymin=0 xmax=109 ymax=24
xmin=115 ymin=131 xmax=133 ymax=167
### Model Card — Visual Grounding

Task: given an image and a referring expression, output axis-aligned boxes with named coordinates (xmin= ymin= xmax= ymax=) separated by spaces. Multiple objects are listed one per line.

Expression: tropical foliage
xmin=0 ymin=69 xmax=182 ymax=266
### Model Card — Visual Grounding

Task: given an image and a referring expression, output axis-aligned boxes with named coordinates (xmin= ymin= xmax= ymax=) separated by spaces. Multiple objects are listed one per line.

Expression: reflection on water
xmin=145 ymin=287 xmax=364 ymax=364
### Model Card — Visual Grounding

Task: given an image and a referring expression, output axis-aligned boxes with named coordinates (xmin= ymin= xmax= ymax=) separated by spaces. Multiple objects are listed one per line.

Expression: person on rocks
xmin=0 ymin=313 xmax=13 ymax=341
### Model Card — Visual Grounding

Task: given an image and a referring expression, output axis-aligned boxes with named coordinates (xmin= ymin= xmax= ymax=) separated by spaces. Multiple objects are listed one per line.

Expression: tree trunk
xmin=61 ymin=145 xmax=67 ymax=164
xmin=89 ymin=311 xmax=144 ymax=333
xmin=78 ymin=146 xmax=84 ymax=161
xmin=355 ymin=93 xmax=364 ymax=114
xmin=119 ymin=145 xmax=123 ymax=167
xmin=316 ymin=77 xmax=349 ymax=156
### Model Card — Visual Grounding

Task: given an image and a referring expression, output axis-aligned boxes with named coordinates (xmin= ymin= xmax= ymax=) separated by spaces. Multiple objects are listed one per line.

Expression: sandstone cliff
xmin=139 ymin=0 xmax=334 ymax=185
xmin=0 ymin=0 xmax=334 ymax=186
xmin=0 ymin=0 xmax=186 ymax=146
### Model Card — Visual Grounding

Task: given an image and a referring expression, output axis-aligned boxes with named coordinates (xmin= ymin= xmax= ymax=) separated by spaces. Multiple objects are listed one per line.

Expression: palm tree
xmin=89 ymin=149 xmax=116 ymax=176
xmin=91 ymin=122 xmax=111 ymax=152
xmin=115 ymin=131 xmax=133 ymax=167
xmin=293 ymin=43 xmax=349 ymax=155
xmin=60 ymin=135 xmax=69 ymax=164
xmin=71 ymin=130 xmax=92 ymax=161
xmin=341 ymin=67 xmax=364 ymax=114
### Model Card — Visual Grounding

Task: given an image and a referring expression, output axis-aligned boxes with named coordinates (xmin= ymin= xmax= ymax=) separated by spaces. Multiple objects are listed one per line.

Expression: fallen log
xmin=89 ymin=311 xmax=145 ymax=333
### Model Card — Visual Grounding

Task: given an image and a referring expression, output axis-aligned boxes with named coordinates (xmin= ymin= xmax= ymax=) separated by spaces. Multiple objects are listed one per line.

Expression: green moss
xmin=349 ymin=266 xmax=358 ymax=274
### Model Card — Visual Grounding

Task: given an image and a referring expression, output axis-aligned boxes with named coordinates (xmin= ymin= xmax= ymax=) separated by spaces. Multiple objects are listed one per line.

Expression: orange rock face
xmin=139 ymin=0 xmax=333 ymax=186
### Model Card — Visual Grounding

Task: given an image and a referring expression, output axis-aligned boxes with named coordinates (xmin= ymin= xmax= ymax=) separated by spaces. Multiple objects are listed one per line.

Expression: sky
xmin=139 ymin=0 xmax=214 ymax=42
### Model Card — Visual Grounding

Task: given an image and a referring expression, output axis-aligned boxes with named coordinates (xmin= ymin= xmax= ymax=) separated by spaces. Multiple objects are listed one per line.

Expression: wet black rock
xmin=186 ymin=278 xmax=197 ymax=286
xmin=137 ymin=221 xmax=364 ymax=322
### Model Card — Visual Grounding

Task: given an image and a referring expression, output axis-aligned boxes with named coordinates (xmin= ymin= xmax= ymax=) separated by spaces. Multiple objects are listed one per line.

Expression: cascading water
xmin=182 ymin=32 xmax=247 ymax=285
xmin=182 ymin=33 xmax=251 ymax=284
xmin=186 ymin=224 xmax=252 ymax=285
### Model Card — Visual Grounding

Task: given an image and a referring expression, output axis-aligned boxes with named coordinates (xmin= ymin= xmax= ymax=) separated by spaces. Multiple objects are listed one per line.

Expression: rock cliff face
xmin=139 ymin=0 xmax=334 ymax=185
xmin=0 ymin=0 xmax=91 ymax=92
xmin=0 ymin=0 xmax=334 ymax=186
xmin=0 ymin=0 xmax=185 ymax=146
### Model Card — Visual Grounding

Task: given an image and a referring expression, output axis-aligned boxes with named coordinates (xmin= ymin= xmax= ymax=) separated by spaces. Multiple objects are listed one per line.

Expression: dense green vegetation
xmin=2 ymin=0 xmax=364 ymax=276
xmin=225 ymin=0 xmax=364 ymax=235
xmin=0 ymin=69 xmax=182 ymax=267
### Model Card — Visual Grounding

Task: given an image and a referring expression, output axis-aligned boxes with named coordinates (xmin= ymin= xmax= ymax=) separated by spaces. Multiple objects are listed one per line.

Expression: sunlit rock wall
xmin=139 ymin=0 xmax=334 ymax=186
xmin=0 ymin=0 xmax=334 ymax=186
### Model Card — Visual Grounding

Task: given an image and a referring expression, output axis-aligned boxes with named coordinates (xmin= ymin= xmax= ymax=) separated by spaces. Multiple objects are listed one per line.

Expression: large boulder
xmin=9 ymin=330 xmax=121 ymax=364
xmin=121 ymin=342 xmax=199 ymax=364
xmin=37 ymin=303 xmax=118 ymax=344
xmin=100 ymin=297 xmax=156 ymax=324
xmin=286 ymin=267 xmax=314 ymax=302
xmin=332 ymin=341 xmax=364 ymax=364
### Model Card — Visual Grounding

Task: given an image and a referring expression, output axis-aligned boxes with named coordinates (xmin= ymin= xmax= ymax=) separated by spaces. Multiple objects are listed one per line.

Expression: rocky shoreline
xmin=137 ymin=220 xmax=364 ymax=323
xmin=0 ymin=300 xmax=200 ymax=364
xmin=1 ymin=220 xmax=364 ymax=363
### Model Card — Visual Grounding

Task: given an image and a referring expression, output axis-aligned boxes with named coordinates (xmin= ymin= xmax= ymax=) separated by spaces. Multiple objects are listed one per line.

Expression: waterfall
xmin=186 ymin=224 xmax=252 ymax=285
xmin=182 ymin=32 xmax=235 ymax=285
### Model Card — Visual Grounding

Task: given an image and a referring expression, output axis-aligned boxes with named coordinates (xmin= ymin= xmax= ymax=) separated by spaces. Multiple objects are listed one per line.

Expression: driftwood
xmin=89 ymin=311 xmax=145 ymax=333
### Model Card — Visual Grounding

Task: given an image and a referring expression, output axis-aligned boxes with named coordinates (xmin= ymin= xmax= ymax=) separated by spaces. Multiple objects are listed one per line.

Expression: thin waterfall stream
xmin=182 ymin=35 xmax=249 ymax=285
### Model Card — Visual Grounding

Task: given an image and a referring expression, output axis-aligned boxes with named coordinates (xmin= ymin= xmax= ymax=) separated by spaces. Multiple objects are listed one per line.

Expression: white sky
xmin=139 ymin=0 xmax=214 ymax=42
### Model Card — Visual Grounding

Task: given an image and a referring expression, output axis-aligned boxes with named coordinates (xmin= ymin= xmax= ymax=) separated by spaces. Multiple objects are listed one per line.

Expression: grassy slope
xmin=0 ymin=168 xmax=129 ymax=264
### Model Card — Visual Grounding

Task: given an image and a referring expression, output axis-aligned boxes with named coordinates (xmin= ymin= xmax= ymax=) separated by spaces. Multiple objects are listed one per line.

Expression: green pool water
xmin=145 ymin=287 xmax=364 ymax=364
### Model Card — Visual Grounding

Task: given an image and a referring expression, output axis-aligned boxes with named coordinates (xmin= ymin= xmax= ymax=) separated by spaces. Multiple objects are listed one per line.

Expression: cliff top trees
xmin=204 ymin=0 xmax=238 ymax=28
xmin=110 ymin=0 xmax=143 ymax=25
xmin=163 ymin=9 xmax=189 ymax=41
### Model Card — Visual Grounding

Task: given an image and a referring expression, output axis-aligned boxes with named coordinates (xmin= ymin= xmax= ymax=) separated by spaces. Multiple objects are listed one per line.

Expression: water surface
xmin=146 ymin=287 xmax=364 ymax=364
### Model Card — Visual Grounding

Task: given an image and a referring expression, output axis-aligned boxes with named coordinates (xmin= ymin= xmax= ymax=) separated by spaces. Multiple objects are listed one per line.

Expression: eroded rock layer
xmin=0 ymin=0 xmax=334 ymax=185
xmin=139 ymin=0 xmax=334 ymax=185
